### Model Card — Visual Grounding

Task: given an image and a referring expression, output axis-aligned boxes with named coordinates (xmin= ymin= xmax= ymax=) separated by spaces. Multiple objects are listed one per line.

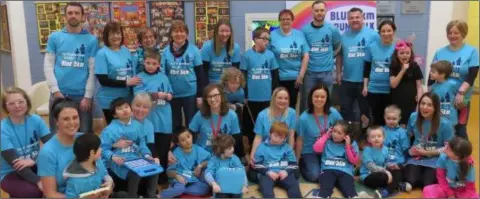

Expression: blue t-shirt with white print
xmin=224 ymin=87 xmax=245 ymax=104
xmin=0 ymin=115 xmax=50 ymax=180
xmin=205 ymin=155 xmax=247 ymax=194
xmin=254 ymin=140 xmax=297 ymax=173
xmin=437 ymin=153 xmax=476 ymax=188
xmin=201 ymin=40 xmax=241 ymax=83
xmin=364 ymin=40 xmax=395 ymax=94
xmin=383 ymin=126 xmax=410 ymax=165
xmin=189 ymin=110 xmax=241 ymax=152
xmin=269 ymin=29 xmax=310 ymax=81
xmin=321 ymin=139 xmax=359 ymax=176
xmin=254 ymin=107 xmax=297 ymax=140
xmin=132 ymin=45 xmax=161 ymax=74
xmin=168 ymin=145 xmax=211 ymax=183
xmin=296 ymin=108 xmax=343 ymax=154
xmin=431 ymin=78 xmax=461 ymax=125
xmin=47 ymin=28 xmax=98 ymax=97
xmin=301 ymin=22 xmax=341 ymax=72
xmin=94 ymin=45 xmax=135 ymax=109
xmin=433 ymin=44 xmax=479 ymax=100
xmin=162 ymin=43 xmax=203 ymax=98
xmin=360 ymin=146 xmax=389 ymax=181
xmin=100 ymin=118 xmax=151 ymax=179
xmin=64 ymin=159 xmax=108 ymax=198
xmin=341 ymin=26 xmax=378 ymax=82
xmin=240 ymin=48 xmax=279 ymax=102
xmin=134 ymin=71 xmax=173 ymax=134
xmin=139 ymin=118 xmax=155 ymax=144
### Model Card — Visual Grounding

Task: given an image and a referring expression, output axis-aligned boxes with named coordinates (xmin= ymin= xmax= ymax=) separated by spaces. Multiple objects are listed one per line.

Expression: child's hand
xmin=157 ymin=92 xmax=168 ymax=99
xmin=402 ymin=63 xmax=410 ymax=70
xmin=267 ymin=171 xmax=279 ymax=181
xmin=211 ymin=182 xmax=221 ymax=193
xmin=229 ymin=104 xmax=237 ymax=111
xmin=166 ymin=93 xmax=173 ymax=101
xmin=168 ymin=151 xmax=177 ymax=165
xmin=387 ymin=163 xmax=399 ymax=170
xmin=153 ymin=158 xmax=160 ymax=165
xmin=242 ymin=186 xmax=248 ymax=194
xmin=176 ymin=175 xmax=186 ymax=184
xmin=112 ymin=156 xmax=125 ymax=165
xmin=194 ymin=165 xmax=203 ymax=177
xmin=344 ymin=135 xmax=351 ymax=146
xmin=113 ymin=139 xmax=133 ymax=149
xmin=278 ymin=170 xmax=288 ymax=180
xmin=385 ymin=170 xmax=392 ymax=184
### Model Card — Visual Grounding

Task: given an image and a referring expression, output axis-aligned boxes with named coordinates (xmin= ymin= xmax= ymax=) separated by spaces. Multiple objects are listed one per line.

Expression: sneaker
xmin=355 ymin=191 xmax=374 ymax=198
xmin=373 ymin=188 xmax=389 ymax=198
xmin=398 ymin=182 xmax=412 ymax=192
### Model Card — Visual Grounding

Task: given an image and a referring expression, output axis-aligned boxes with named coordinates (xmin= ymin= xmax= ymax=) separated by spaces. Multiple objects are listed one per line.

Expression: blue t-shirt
xmin=437 ymin=153 xmax=476 ymax=188
xmin=296 ymin=108 xmax=343 ymax=154
xmin=94 ymin=45 xmax=135 ymax=109
xmin=0 ymin=115 xmax=50 ymax=180
xmin=383 ymin=126 xmax=410 ymax=165
xmin=132 ymin=45 xmax=161 ymax=74
xmin=205 ymin=155 xmax=246 ymax=194
xmin=360 ymin=146 xmax=389 ymax=180
xmin=301 ymin=22 xmax=341 ymax=72
xmin=254 ymin=140 xmax=297 ymax=173
xmin=37 ymin=134 xmax=81 ymax=193
xmin=341 ymin=26 xmax=378 ymax=82
xmin=100 ymin=118 xmax=151 ymax=179
xmin=201 ymin=40 xmax=241 ymax=83
xmin=134 ymin=71 xmax=173 ymax=134
xmin=405 ymin=112 xmax=454 ymax=168
xmin=240 ymin=48 xmax=279 ymax=102
xmin=433 ymin=44 xmax=479 ymax=100
xmin=269 ymin=29 xmax=310 ymax=81
xmin=139 ymin=118 xmax=155 ymax=144
xmin=162 ymin=43 xmax=203 ymax=98
xmin=431 ymin=78 xmax=461 ymax=125
xmin=46 ymin=28 xmax=98 ymax=96
xmin=168 ymin=145 xmax=211 ymax=183
xmin=224 ymin=87 xmax=245 ymax=104
xmin=364 ymin=40 xmax=395 ymax=94
xmin=321 ymin=139 xmax=359 ymax=176
xmin=64 ymin=159 xmax=108 ymax=198
xmin=189 ymin=110 xmax=241 ymax=152
xmin=254 ymin=108 xmax=297 ymax=140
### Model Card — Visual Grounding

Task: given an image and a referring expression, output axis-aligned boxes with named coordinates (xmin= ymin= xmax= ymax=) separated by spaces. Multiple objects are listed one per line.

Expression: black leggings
xmin=404 ymin=164 xmax=437 ymax=188
xmin=155 ymin=133 xmax=172 ymax=184
xmin=215 ymin=193 xmax=242 ymax=198
xmin=363 ymin=167 xmax=404 ymax=193
xmin=242 ymin=101 xmax=269 ymax=146
xmin=279 ymin=80 xmax=299 ymax=108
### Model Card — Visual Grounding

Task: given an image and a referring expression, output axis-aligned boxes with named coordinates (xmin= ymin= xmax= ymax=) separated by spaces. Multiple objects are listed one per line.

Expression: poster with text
xmin=35 ymin=2 xmax=66 ymax=52
xmin=0 ymin=4 xmax=10 ymax=52
xmin=286 ymin=1 xmax=377 ymax=34
xmin=149 ymin=1 xmax=184 ymax=50
xmin=113 ymin=1 xmax=147 ymax=50
xmin=81 ymin=2 xmax=111 ymax=47
xmin=194 ymin=1 xmax=230 ymax=49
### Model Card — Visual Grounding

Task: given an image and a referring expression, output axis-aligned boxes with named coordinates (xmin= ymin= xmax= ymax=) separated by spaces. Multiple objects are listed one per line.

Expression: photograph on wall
xmin=249 ymin=20 xmax=280 ymax=47
xmin=0 ymin=4 xmax=11 ymax=52
xmin=149 ymin=1 xmax=184 ymax=50
xmin=35 ymin=2 xmax=66 ymax=52
xmin=194 ymin=1 xmax=230 ymax=49
xmin=81 ymin=2 xmax=111 ymax=47
xmin=112 ymin=1 xmax=147 ymax=50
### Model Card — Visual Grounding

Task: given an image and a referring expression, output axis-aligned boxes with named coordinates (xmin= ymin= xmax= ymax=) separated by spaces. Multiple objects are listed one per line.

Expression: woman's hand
xmin=113 ymin=139 xmax=133 ymax=149
xmin=455 ymin=93 xmax=466 ymax=109
xmin=168 ymin=151 xmax=177 ymax=165
xmin=12 ymin=158 xmax=35 ymax=171
xmin=112 ymin=156 xmax=125 ymax=165
xmin=126 ymin=76 xmax=142 ymax=86
xmin=362 ymin=87 xmax=368 ymax=97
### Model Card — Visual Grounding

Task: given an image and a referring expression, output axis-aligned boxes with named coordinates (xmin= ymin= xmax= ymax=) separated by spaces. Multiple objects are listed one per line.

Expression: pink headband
xmin=395 ymin=40 xmax=412 ymax=51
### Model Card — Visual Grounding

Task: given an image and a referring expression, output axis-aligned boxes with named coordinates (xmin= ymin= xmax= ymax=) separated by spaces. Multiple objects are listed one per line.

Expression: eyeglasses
xmin=207 ymin=93 xmax=221 ymax=100
xmin=257 ymin=37 xmax=270 ymax=41
xmin=6 ymin=100 xmax=26 ymax=107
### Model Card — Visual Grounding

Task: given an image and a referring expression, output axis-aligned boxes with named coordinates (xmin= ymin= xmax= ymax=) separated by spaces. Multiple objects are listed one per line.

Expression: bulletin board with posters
xmin=0 ymin=4 xmax=11 ymax=52
xmin=112 ymin=1 xmax=147 ymax=50
xmin=35 ymin=2 xmax=67 ymax=52
xmin=194 ymin=1 xmax=230 ymax=49
xmin=81 ymin=2 xmax=111 ymax=47
xmin=149 ymin=1 xmax=184 ymax=50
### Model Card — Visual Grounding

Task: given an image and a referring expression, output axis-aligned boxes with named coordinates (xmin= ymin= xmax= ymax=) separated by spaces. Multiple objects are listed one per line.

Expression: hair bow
xmin=395 ymin=40 xmax=412 ymax=51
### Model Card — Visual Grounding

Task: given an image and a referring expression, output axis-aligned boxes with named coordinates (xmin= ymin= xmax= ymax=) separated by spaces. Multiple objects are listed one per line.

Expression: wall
xmin=466 ymin=1 xmax=479 ymax=90
xmin=0 ymin=52 xmax=14 ymax=87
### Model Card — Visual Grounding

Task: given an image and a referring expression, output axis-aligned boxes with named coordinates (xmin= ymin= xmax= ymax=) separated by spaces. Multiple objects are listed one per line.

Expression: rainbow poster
xmin=286 ymin=1 xmax=377 ymax=34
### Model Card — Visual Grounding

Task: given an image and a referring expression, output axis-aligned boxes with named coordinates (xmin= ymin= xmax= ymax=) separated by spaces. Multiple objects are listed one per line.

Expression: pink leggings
xmin=423 ymin=184 xmax=479 ymax=198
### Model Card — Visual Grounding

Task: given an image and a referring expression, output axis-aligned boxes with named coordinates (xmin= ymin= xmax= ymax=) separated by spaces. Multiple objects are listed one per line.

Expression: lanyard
xmin=8 ymin=117 xmax=29 ymax=157
xmin=314 ymin=114 xmax=328 ymax=135
xmin=210 ymin=115 xmax=223 ymax=138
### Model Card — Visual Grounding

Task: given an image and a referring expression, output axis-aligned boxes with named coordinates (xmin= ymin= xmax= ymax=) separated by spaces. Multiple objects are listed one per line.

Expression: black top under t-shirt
xmin=390 ymin=62 xmax=423 ymax=123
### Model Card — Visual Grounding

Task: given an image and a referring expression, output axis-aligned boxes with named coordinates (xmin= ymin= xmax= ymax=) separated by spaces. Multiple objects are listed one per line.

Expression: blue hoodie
xmin=253 ymin=139 xmax=298 ymax=175
xmin=168 ymin=144 xmax=211 ymax=183
xmin=383 ymin=125 xmax=410 ymax=165
xmin=63 ymin=159 xmax=111 ymax=198
xmin=205 ymin=155 xmax=247 ymax=194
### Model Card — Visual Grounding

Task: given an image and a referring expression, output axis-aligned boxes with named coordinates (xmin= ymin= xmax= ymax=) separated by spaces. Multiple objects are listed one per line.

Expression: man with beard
xmin=43 ymin=2 xmax=98 ymax=134
xmin=300 ymin=0 xmax=341 ymax=112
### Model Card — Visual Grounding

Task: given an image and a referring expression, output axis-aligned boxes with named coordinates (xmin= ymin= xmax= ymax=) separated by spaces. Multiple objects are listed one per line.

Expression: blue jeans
xmin=339 ymin=81 xmax=369 ymax=122
xmin=258 ymin=173 xmax=302 ymax=198
xmin=300 ymin=71 xmax=333 ymax=112
xmin=160 ymin=181 xmax=210 ymax=198
xmin=171 ymin=95 xmax=197 ymax=131
xmin=49 ymin=94 xmax=92 ymax=133
xmin=299 ymin=153 xmax=322 ymax=182
xmin=318 ymin=169 xmax=357 ymax=198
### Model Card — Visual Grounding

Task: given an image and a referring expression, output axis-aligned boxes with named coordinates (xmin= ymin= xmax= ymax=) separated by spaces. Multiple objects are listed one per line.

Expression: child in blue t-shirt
xmin=161 ymin=127 xmax=211 ymax=198
xmin=313 ymin=120 xmax=360 ymax=198
xmin=100 ymin=98 xmax=158 ymax=198
xmin=252 ymin=121 xmax=302 ymax=198
xmin=220 ymin=67 xmax=246 ymax=115
xmin=64 ymin=134 xmax=113 ymax=198
xmin=205 ymin=134 xmax=248 ymax=198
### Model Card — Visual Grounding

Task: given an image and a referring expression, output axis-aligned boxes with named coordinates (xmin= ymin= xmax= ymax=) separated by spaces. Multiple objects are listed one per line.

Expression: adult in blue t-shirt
xmin=162 ymin=21 xmax=203 ymax=132
xmin=363 ymin=20 xmax=397 ymax=126
xmin=295 ymin=83 xmax=343 ymax=182
xmin=44 ymin=3 xmax=98 ymax=133
xmin=270 ymin=10 xmax=310 ymax=108
xmin=133 ymin=27 xmax=161 ymax=74
xmin=337 ymin=8 xmax=377 ymax=125
xmin=431 ymin=20 xmax=479 ymax=139
xmin=95 ymin=21 xmax=139 ymax=124
xmin=300 ymin=1 xmax=341 ymax=112
xmin=0 ymin=87 xmax=52 ymax=198
xmin=201 ymin=19 xmax=241 ymax=85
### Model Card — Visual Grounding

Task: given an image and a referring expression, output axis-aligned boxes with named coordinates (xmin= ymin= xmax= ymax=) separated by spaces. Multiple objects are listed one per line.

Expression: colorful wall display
xmin=35 ymin=2 xmax=67 ymax=52
xmin=249 ymin=20 xmax=280 ymax=47
xmin=0 ymin=4 xmax=11 ymax=52
xmin=149 ymin=1 xmax=184 ymax=50
xmin=81 ymin=2 xmax=111 ymax=47
xmin=194 ymin=1 xmax=230 ymax=49
xmin=112 ymin=1 xmax=147 ymax=50
xmin=286 ymin=1 xmax=377 ymax=34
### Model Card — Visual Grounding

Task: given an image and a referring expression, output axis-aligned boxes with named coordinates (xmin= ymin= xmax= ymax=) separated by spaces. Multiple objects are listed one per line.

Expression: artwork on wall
xmin=0 ymin=4 xmax=11 ymax=52
xmin=149 ymin=1 xmax=184 ymax=50
xmin=35 ymin=2 xmax=66 ymax=52
xmin=112 ymin=1 xmax=147 ymax=50
xmin=81 ymin=2 xmax=111 ymax=47
xmin=249 ymin=20 xmax=280 ymax=47
xmin=194 ymin=1 xmax=230 ymax=49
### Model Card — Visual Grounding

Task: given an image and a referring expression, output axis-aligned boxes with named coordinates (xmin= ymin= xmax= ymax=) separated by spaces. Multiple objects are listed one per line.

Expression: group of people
xmin=1 ymin=1 xmax=479 ymax=198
